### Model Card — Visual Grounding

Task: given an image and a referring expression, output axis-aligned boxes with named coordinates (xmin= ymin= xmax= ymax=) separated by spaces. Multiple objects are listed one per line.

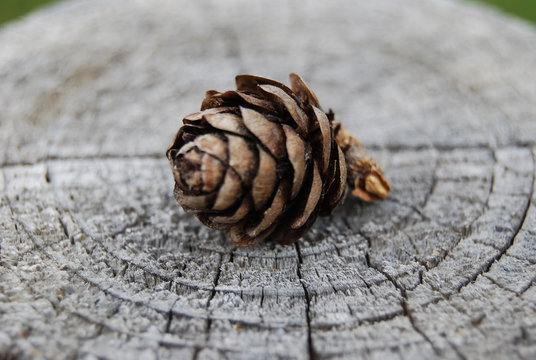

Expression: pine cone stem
xmin=335 ymin=123 xmax=391 ymax=202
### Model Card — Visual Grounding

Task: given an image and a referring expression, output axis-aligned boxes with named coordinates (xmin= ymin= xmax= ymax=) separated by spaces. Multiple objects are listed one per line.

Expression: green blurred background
xmin=1 ymin=0 xmax=59 ymax=25
xmin=0 ymin=0 xmax=535 ymax=26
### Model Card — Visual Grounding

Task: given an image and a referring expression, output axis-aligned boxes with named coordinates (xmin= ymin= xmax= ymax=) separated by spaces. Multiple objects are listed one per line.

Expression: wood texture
xmin=1 ymin=0 xmax=536 ymax=359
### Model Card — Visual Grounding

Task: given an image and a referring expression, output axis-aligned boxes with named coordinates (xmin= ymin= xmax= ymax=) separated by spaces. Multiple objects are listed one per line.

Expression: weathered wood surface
xmin=1 ymin=0 xmax=536 ymax=359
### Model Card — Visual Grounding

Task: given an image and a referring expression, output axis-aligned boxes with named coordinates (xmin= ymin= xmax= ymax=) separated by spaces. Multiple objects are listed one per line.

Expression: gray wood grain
xmin=1 ymin=0 xmax=536 ymax=359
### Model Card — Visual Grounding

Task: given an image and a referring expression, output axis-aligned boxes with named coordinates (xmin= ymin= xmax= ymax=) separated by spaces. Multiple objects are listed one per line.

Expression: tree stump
xmin=1 ymin=0 xmax=536 ymax=359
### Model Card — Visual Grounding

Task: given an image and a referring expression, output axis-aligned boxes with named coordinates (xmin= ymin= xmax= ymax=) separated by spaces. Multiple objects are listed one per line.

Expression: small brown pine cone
xmin=166 ymin=73 xmax=390 ymax=246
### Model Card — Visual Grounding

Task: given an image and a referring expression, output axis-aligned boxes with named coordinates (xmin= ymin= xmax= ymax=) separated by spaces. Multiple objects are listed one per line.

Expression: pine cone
xmin=166 ymin=73 xmax=390 ymax=246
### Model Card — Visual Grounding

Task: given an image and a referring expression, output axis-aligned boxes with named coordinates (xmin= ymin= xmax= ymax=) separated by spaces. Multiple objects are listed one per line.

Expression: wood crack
xmin=447 ymin=149 xmax=534 ymax=297
xmin=385 ymin=197 xmax=430 ymax=222
xmin=165 ymin=297 xmax=181 ymax=334
xmin=482 ymin=274 xmax=521 ymax=296
xmin=421 ymin=147 xmax=439 ymax=210
xmin=205 ymin=252 xmax=223 ymax=337
xmin=364 ymin=248 xmax=442 ymax=355
xmin=401 ymin=299 xmax=442 ymax=355
xmin=444 ymin=337 xmax=468 ymax=360
xmin=420 ymin=147 xmax=497 ymax=276
xmin=295 ymin=242 xmax=316 ymax=360
xmin=519 ymin=276 xmax=536 ymax=296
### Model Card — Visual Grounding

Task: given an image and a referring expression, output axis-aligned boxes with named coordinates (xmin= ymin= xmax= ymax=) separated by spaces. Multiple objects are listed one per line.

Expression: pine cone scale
xmin=289 ymin=72 xmax=320 ymax=108
xmin=203 ymin=112 xmax=250 ymax=137
xmin=192 ymin=134 xmax=228 ymax=163
xmin=200 ymin=153 xmax=226 ymax=193
xmin=235 ymin=75 xmax=295 ymax=98
xmin=291 ymin=162 xmax=322 ymax=229
xmin=212 ymin=168 xmax=243 ymax=211
xmin=282 ymin=124 xmax=308 ymax=200
xmin=245 ymin=181 xmax=288 ymax=238
xmin=174 ymin=184 xmax=216 ymax=212
xmin=312 ymin=106 xmax=333 ymax=174
xmin=319 ymin=146 xmax=348 ymax=215
xmin=236 ymin=92 xmax=278 ymax=113
xmin=258 ymin=84 xmax=310 ymax=137
xmin=207 ymin=196 xmax=253 ymax=225
xmin=240 ymin=107 xmax=287 ymax=160
xmin=226 ymin=134 xmax=258 ymax=186
xmin=172 ymin=145 xmax=202 ymax=190
xmin=251 ymin=146 xmax=278 ymax=211
xmin=184 ymin=106 xmax=236 ymax=123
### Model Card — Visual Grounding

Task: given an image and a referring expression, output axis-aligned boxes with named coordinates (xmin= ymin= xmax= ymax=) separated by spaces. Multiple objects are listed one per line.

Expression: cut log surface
xmin=1 ymin=0 xmax=536 ymax=359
